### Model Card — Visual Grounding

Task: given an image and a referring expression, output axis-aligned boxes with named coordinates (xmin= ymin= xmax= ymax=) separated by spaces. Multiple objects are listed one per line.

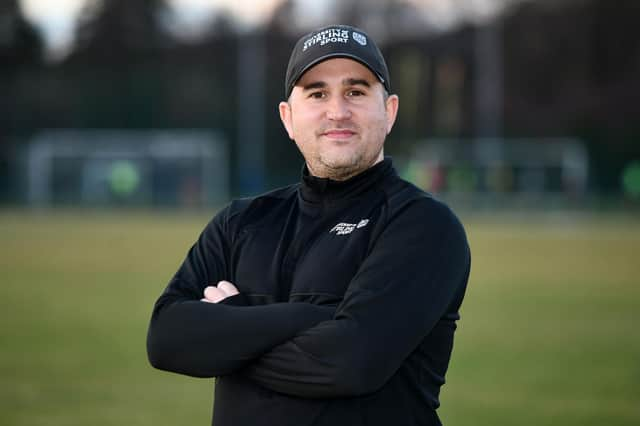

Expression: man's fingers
xmin=217 ymin=280 xmax=239 ymax=297
xmin=202 ymin=281 xmax=239 ymax=303
xmin=203 ymin=286 xmax=227 ymax=303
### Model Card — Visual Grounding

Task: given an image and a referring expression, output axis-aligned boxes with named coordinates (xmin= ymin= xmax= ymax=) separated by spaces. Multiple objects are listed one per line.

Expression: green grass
xmin=1 ymin=210 xmax=639 ymax=425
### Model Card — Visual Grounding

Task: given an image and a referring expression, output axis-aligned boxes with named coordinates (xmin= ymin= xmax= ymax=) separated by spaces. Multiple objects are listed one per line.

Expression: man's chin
xmin=315 ymin=155 xmax=367 ymax=179
xmin=320 ymin=155 xmax=359 ymax=171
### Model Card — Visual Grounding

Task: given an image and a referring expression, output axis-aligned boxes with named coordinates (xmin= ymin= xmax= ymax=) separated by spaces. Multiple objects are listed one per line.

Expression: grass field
xmin=1 ymin=209 xmax=638 ymax=425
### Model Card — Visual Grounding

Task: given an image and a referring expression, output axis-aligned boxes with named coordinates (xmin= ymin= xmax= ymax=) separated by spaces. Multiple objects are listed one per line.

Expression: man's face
xmin=280 ymin=58 xmax=399 ymax=181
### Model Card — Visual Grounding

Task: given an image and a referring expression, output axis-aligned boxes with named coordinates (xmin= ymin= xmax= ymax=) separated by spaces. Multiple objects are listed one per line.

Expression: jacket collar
xmin=299 ymin=157 xmax=394 ymax=205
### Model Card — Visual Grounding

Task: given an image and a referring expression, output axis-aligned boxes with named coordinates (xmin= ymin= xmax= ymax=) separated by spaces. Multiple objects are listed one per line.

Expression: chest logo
xmin=330 ymin=219 xmax=370 ymax=236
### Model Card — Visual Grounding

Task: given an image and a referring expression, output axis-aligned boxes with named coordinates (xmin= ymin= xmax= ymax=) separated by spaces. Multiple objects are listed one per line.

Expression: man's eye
xmin=347 ymin=90 xmax=364 ymax=97
xmin=309 ymin=91 xmax=326 ymax=99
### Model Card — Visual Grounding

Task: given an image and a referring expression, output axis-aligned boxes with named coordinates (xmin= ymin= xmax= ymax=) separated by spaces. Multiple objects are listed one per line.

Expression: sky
xmin=19 ymin=0 xmax=522 ymax=59
xmin=20 ymin=0 xmax=285 ymax=57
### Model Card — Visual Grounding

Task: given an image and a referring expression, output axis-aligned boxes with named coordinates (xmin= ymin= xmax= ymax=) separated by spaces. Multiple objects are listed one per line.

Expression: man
xmin=147 ymin=24 xmax=470 ymax=426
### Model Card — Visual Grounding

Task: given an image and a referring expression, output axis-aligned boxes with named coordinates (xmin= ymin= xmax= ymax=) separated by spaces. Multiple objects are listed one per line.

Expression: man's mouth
xmin=322 ymin=129 xmax=356 ymax=139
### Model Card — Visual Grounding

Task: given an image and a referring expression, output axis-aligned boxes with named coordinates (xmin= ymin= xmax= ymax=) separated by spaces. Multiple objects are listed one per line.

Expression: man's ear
xmin=279 ymin=101 xmax=294 ymax=140
xmin=385 ymin=94 xmax=399 ymax=134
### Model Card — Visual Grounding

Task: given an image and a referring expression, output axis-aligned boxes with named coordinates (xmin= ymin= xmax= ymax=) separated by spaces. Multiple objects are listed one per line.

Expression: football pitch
xmin=1 ymin=209 xmax=638 ymax=425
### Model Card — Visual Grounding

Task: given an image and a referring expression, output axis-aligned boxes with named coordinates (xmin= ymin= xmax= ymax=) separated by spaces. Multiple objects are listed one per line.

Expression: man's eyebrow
xmin=343 ymin=78 xmax=371 ymax=87
xmin=302 ymin=78 xmax=372 ymax=91
xmin=302 ymin=81 xmax=327 ymax=91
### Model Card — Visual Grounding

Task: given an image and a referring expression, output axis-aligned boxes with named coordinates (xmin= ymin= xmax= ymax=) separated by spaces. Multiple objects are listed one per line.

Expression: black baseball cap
xmin=284 ymin=25 xmax=391 ymax=98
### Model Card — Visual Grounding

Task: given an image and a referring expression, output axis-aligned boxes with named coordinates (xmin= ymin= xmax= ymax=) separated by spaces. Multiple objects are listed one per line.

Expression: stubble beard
xmin=314 ymin=147 xmax=382 ymax=181
xmin=314 ymin=122 xmax=387 ymax=181
xmin=295 ymin=118 xmax=387 ymax=181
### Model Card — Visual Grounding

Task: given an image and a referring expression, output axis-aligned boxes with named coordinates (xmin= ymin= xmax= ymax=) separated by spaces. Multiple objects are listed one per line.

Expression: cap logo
xmin=352 ymin=32 xmax=367 ymax=46
xmin=302 ymin=28 xmax=350 ymax=52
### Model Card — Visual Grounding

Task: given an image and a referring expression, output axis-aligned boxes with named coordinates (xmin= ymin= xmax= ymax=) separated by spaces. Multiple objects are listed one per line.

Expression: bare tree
xmin=0 ymin=0 xmax=43 ymax=67
xmin=72 ymin=0 xmax=174 ymax=59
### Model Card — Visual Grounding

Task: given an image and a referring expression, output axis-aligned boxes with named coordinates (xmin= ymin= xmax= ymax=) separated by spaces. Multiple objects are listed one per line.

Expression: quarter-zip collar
xmin=299 ymin=157 xmax=395 ymax=206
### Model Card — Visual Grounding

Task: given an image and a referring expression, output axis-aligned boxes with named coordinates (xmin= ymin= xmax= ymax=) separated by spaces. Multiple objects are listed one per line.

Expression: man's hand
xmin=201 ymin=281 xmax=239 ymax=303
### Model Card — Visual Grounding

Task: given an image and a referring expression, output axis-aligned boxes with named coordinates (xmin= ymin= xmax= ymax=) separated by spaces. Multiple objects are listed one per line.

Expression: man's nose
xmin=326 ymin=96 xmax=352 ymax=121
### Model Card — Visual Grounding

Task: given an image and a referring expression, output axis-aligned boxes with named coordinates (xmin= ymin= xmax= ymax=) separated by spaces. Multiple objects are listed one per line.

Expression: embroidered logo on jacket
xmin=330 ymin=219 xmax=370 ymax=235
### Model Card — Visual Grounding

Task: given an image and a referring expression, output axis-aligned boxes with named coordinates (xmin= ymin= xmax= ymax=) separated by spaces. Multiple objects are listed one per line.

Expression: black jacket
xmin=147 ymin=158 xmax=471 ymax=426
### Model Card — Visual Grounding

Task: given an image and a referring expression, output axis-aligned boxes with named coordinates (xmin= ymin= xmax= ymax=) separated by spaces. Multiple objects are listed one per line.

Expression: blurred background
xmin=1 ymin=0 xmax=639 ymax=425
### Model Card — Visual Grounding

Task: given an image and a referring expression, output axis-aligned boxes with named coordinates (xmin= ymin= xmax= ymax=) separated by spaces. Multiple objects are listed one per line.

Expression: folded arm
xmin=242 ymin=199 xmax=471 ymax=398
xmin=147 ymin=291 xmax=334 ymax=378
xmin=146 ymin=206 xmax=334 ymax=378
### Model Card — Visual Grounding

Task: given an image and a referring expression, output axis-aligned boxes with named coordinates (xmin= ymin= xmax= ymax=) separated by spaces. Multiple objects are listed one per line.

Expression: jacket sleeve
xmin=146 ymin=205 xmax=334 ymax=378
xmin=242 ymin=199 xmax=471 ymax=398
